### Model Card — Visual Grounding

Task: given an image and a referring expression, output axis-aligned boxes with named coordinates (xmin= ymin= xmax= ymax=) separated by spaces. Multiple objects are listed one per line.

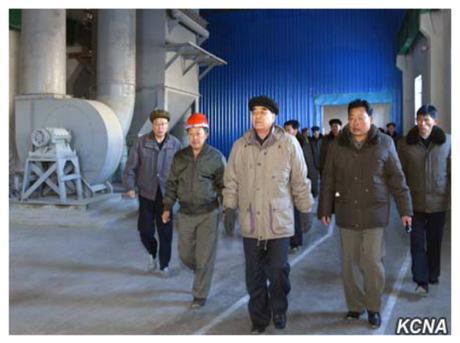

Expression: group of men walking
xmin=123 ymin=96 xmax=450 ymax=333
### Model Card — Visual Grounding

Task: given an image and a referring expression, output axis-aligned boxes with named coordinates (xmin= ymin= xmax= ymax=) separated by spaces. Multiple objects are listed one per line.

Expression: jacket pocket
xmin=239 ymin=204 xmax=255 ymax=236
xmin=269 ymin=198 xmax=294 ymax=235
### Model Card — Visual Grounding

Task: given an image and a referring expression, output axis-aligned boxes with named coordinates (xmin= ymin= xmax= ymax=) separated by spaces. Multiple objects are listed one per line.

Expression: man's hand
xmin=126 ymin=190 xmax=135 ymax=199
xmin=162 ymin=210 xmax=171 ymax=224
xmin=322 ymin=216 xmax=330 ymax=226
xmin=401 ymin=216 xmax=412 ymax=227
xmin=299 ymin=212 xmax=312 ymax=233
xmin=223 ymin=208 xmax=237 ymax=236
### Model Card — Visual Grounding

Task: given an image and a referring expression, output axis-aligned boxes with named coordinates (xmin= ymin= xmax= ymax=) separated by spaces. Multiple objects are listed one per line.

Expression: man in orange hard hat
xmin=162 ymin=113 xmax=226 ymax=309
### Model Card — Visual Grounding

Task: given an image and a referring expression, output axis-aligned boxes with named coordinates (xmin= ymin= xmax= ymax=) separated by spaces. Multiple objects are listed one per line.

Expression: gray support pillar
xmin=396 ymin=54 xmax=415 ymax=135
xmin=420 ymin=10 xmax=451 ymax=133
xmin=20 ymin=9 xmax=66 ymax=95
xmin=127 ymin=9 xmax=166 ymax=146
xmin=96 ymin=9 xmax=136 ymax=138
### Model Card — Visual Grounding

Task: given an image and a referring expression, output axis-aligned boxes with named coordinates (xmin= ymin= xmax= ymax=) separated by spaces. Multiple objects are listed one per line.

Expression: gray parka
xmin=397 ymin=125 xmax=451 ymax=213
xmin=223 ymin=125 xmax=313 ymax=240
xmin=318 ymin=124 xmax=413 ymax=230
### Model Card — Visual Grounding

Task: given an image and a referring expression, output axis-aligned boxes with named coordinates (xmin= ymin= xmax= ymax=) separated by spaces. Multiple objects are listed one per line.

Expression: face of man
xmin=284 ymin=125 xmax=296 ymax=136
xmin=312 ymin=130 xmax=320 ymax=139
xmin=387 ymin=125 xmax=396 ymax=135
xmin=330 ymin=123 xmax=341 ymax=136
xmin=152 ymin=118 xmax=169 ymax=139
xmin=188 ymin=127 xmax=208 ymax=151
xmin=348 ymin=107 xmax=372 ymax=141
xmin=251 ymin=106 xmax=276 ymax=133
xmin=416 ymin=114 xmax=437 ymax=138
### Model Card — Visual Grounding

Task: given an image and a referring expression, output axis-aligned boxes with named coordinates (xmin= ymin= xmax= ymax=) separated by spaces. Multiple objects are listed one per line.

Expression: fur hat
xmin=248 ymin=96 xmax=279 ymax=115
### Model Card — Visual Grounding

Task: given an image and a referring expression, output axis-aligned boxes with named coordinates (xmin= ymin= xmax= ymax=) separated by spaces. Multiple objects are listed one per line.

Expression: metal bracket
xmin=165 ymin=41 xmax=227 ymax=78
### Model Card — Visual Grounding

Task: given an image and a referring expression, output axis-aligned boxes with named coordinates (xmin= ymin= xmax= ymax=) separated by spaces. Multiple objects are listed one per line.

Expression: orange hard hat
xmin=186 ymin=113 xmax=209 ymax=129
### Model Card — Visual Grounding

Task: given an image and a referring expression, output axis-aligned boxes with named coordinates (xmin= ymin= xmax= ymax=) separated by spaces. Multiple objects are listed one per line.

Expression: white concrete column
xmin=420 ymin=10 xmax=451 ymax=133
xmin=97 ymin=9 xmax=136 ymax=138
xmin=396 ymin=54 xmax=415 ymax=135
xmin=20 ymin=9 xmax=66 ymax=95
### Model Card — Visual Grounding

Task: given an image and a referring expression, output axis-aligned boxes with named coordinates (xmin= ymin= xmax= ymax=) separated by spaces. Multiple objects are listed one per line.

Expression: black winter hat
xmin=329 ymin=118 xmax=342 ymax=126
xmin=248 ymin=96 xmax=279 ymax=115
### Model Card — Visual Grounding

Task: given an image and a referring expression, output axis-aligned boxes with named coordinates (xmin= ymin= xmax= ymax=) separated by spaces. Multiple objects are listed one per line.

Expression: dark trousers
xmin=138 ymin=191 xmax=173 ymax=269
xmin=243 ymin=237 xmax=291 ymax=327
xmin=411 ymin=211 xmax=446 ymax=285
xmin=290 ymin=208 xmax=303 ymax=248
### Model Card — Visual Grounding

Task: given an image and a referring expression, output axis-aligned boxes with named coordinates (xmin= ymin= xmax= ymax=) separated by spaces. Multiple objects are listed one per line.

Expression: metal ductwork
xmin=170 ymin=9 xmax=209 ymax=44
xmin=129 ymin=10 xmax=225 ymax=146
xmin=15 ymin=9 xmax=224 ymax=199
xmin=15 ymin=9 xmax=126 ymax=189
xmin=20 ymin=9 xmax=66 ymax=95
xmin=96 ymin=10 xmax=136 ymax=138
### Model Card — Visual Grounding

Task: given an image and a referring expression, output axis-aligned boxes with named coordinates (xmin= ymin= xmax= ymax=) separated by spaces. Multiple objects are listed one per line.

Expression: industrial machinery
xmin=13 ymin=9 xmax=226 ymax=205
xmin=21 ymin=128 xmax=84 ymax=203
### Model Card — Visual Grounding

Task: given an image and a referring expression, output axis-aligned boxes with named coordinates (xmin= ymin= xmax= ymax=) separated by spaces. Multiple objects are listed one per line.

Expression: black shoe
xmin=273 ymin=313 xmax=286 ymax=329
xmin=251 ymin=324 xmax=267 ymax=334
xmin=344 ymin=310 xmax=365 ymax=320
xmin=429 ymin=278 xmax=439 ymax=285
xmin=367 ymin=311 xmax=381 ymax=329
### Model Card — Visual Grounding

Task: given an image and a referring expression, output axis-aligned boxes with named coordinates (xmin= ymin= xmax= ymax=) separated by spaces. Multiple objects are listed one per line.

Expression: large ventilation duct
xmin=20 ymin=9 xmax=66 ymax=95
xmin=170 ymin=9 xmax=209 ymax=44
xmin=96 ymin=9 xmax=136 ymax=138
xmin=15 ymin=9 xmax=125 ymax=187
xmin=128 ymin=10 xmax=225 ymax=146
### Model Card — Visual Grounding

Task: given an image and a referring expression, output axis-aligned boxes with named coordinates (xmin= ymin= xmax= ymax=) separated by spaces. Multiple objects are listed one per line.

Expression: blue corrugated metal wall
xmin=200 ymin=9 xmax=406 ymax=157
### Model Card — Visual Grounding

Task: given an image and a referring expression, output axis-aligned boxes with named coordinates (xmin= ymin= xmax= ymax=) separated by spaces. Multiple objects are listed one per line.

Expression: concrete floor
xmin=9 ymin=198 xmax=451 ymax=335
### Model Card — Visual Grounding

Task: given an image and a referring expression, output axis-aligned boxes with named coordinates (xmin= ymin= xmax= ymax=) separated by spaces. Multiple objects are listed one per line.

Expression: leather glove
xmin=299 ymin=211 xmax=313 ymax=233
xmin=223 ymin=208 xmax=237 ymax=236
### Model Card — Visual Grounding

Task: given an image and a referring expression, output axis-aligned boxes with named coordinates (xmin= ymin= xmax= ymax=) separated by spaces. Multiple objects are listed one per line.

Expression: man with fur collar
xmin=318 ymin=99 xmax=413 ymax=329
xmin=397 ymin=105 xmax=451 ymax=295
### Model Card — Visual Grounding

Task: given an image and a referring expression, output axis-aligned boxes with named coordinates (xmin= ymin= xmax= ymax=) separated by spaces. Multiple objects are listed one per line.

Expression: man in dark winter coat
xmin=284 ymin=120 xmax=316 ymax=252
xmin=309 ymin=126 xmax=322 ymax=172
xmin=397 ymin=104 xmax=451 ymax=295
xmin=318 ymin=99 xmax=413 ymax=329
xmin=283 ymin=120 xmax=318 ymax=195
xmin=386 ymin=122 xmax=401 ymax=146
xmin=123 ymin=109 xmax=181 ymax=275
xmin=319 ymin=118 xmax=342 ymax=175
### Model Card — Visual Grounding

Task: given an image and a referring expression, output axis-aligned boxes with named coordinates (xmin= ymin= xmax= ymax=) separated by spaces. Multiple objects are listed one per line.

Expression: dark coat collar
xmin=338 ymin=124 xmax=380 ymax=147
xmin=184 ymin=143 xmax=211 ymax=159
xmin=324 ymin=131 xmax=340 ymax=141
xmin=406 ymin=125 xmax=446 ymax=145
